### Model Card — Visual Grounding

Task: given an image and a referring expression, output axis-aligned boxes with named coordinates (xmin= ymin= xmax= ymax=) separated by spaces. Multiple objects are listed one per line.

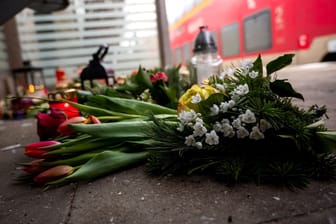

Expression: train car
xmin=169 ymin=0 xmax=336 ymax=66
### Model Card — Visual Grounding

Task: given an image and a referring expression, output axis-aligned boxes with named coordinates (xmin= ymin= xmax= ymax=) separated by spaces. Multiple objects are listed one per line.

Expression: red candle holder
xmin=48 ymin=89 xmax=80 ymax=118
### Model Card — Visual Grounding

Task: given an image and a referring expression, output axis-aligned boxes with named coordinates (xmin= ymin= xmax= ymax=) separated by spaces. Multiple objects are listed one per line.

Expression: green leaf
xmin=135 ymin=66 xmax=153 ymax=89
xmin=64 ymin=151 xmax=147 ymax=181
xmin=69 ymin=121 xmax=151 ymax=139
xmin=316 ymin=131 xmax=336 ymax=153
xmin=45 ymin=138 xmax=119 ymax=155
xmin=266 ymin=54 xmax=295 ymax=76
xmin=270 ymin=79 xmax=304 ymax=100
xmin=306 ymin=120 xmax=325 ymax=129
xmin=198 ymin=93 xmax=226 ymax=113
xmin=252 ymin=54 xmax=263 ymax=75
xmin=114 ymin=82 xmax=140 ymax=92
xmin=63 ymin=99 xmax=139 ymax=118
xmin=41 ymin=151 xmax=101 ymax=166
xmin=96 ymin=95 xmax=177 ymax=115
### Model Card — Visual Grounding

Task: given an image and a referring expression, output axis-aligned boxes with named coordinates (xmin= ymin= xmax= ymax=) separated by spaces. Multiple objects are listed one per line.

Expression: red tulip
xmin=57 ymin=116 xmax=86 ymax=136
xmin=150 ymin=72 xmax=168 ymax=83
xmin=36 ymin=108 xmax=67 ymax=140
xmin=21 ymin=159 xmax=48 ymax=174
xmin=34 ymin=165 xmax=74 ymax=184
xmin=24 ymin=141 xmax=60 ymax=159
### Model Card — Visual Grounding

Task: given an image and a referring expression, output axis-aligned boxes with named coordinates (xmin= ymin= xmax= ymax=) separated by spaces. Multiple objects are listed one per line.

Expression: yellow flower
xmin=178 ymin=84 xmax=217 ymax=112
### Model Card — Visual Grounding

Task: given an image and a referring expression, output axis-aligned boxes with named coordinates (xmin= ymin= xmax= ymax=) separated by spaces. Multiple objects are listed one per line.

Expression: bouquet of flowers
xmin=12 ymin=54 xmax=336 ymax=190
xmin=100 ymin=65 xmax=191 ymax=109
xmin=146 ymin=54 xmax=336 ymax=189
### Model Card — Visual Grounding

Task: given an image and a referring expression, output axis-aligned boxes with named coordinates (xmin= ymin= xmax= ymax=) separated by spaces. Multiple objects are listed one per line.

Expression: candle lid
xmin=193 ymin=26 xmax=218 ymax=53
xmin=48 ymin=89 xmax=77 ymax=102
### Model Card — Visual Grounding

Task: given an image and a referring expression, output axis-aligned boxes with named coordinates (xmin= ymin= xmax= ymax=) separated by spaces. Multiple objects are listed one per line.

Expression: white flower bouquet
xmin=146 ymin=54 xmax=336 ymax=189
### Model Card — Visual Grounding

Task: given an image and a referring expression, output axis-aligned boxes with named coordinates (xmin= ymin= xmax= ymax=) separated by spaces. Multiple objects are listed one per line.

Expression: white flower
xmin=219 ymin=102 xmax=230 ymax=113
xmin=139 ymin=89 xmax=152 ymax=101
xmin=193 ymin=122 xmax=207 ymax=137
xmin=227 ymin=68 xmax=236 ymax=76
xmin=195 ymin=117 xmax=204 ymax=125
xmin=232 ymin=118 xmax=242 ymax=129
xmin=210 ymin=104 xmax=220 ymax=116
xmin=222 ymin=68 xmax=235 ymax=77
xmin=228 ymin=100 xmax=235 ymax=108
xmin=249 ymin=126 xmax=265 ymax=140
xmin=194 ymin=141 xmax=203 ymax=149
xmin=185 ymin=135 xmax=196 ymax=146
xmin=241 ymin=59 xmax=253 ymax=70
xmin=233 ymin=84 xmax=249 ymax=96
xmin=237 ymin=126 xmax=249 ymax=139
xmin=222 ymin=123 xmax=235 ymax=138
xmin=176 ymin=123 xmax=184 ymax=132
xmin=241 ymin=109 xmax=256 ymax=124
xmin=178 ymin=109 xmax=198 ymax=124
xmin=221 ymin=119 xmax=230 ymax=124
xmin=219 ymin=71 xmax=226 ymax=80
xmin=205 ymin=130 xmax=219 ymax=145
xmin=191 ymin=93 xmax=202 ymax=104
xmin=213 ymin=122 xmax=223 ymax=132
xmin=260 ymin=119 xmax=272 ymax=132
xmin=249 ymin=71 xmax=259 ymax=79
xmin=215 ymin=83 xmax=226 ymax=93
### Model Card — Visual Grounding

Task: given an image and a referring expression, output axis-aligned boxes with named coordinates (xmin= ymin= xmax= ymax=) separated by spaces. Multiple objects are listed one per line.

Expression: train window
xmin=221 ymin=23 xmax=240 ymax=57
xmin=243 ymin=9 xmax=272 ymax=53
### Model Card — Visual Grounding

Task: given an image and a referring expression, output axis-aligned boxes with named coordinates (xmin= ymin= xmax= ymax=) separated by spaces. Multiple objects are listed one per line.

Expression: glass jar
xmin=190 ymin=26 xmax=222 ymax=85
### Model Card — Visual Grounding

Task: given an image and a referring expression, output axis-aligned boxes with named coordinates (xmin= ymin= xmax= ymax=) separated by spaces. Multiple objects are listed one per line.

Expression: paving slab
xmin=0 ymin=119 xmax=76 ymax=224
xmin=0 ymin=62 xmax=336 ymax=224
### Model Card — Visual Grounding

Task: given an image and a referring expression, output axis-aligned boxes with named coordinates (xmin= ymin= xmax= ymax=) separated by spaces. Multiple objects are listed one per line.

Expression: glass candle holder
xmin=48 ymin=89 xmax=80 ymax=118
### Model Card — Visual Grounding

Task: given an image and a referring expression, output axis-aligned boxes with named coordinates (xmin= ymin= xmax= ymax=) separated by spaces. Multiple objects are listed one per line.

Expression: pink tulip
xmin=86 ymin=115 xmax=101 ymax=124
xmin=150 ymin=72 xmax=168 ymax=83
xmin=57 ymin=116 xmax=86 ymax=136
xmin=34 ymin=165 xmax=74 ymax=184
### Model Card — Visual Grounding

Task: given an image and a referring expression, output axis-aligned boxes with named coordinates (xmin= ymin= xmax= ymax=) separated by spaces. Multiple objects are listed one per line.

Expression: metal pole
xmin=155 ymin=0 xmax=172 ymax=68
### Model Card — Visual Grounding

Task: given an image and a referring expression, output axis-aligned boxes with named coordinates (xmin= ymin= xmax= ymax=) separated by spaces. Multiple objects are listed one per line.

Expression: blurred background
xmin=0 ymin=0 xmax=335 ymax=100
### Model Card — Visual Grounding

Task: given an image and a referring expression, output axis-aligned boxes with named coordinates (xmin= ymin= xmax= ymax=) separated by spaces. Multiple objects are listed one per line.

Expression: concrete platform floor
xmin=0 ymin=62 xmax=336 ymax=224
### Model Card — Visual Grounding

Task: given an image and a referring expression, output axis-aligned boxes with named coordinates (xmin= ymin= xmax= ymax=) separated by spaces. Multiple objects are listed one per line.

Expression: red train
xmin=169 ymin=0 xmax=336 ymax=65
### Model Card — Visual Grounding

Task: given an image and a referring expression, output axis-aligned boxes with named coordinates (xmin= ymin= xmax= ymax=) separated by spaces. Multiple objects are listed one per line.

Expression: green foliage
xmin=266 ymin=54 xmax=295 ymax=75
xmin=270 ymin=79 xmax=304 ymax=100
xmin=146 ymin=54 xmax=336 ymax=189
xmin=108 ymin=64 xmax=190 ymax=109
xmin=47 ymin=150 xmax=148 ymax=188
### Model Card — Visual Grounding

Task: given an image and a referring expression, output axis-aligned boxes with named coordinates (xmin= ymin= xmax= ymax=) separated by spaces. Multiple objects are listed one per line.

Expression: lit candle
xmin=48 ymin=89 xmax=80 ymax=118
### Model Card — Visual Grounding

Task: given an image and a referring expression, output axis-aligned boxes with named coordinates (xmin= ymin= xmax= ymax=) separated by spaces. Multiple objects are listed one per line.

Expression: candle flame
xmin=28 ymin=84 xmax=35 ymax=93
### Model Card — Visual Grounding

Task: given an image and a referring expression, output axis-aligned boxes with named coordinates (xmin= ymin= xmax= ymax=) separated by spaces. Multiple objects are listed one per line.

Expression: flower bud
xmin=33 ymin=165 xmax=74 ymax=184
xmin=21 ymin=159 xmax=48 ymax=174
xmin=57 ymin=116 xmax=86 ymax=136
xmin=85 ymin=115 xmax=101 ymax=124
xmin=36 ymin=108 xmax=67 ymax=141
xmin=24 ymin=141 xmax=61 ymax=159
